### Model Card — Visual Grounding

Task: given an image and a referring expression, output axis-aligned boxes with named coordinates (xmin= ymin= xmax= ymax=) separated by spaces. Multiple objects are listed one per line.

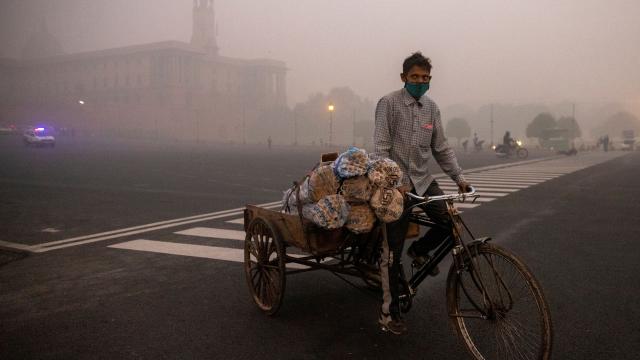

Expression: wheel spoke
xmin=449 ymin=245 xmax=550 ymax=360
xmin=244 ymin=218 xmax=285 ymax=315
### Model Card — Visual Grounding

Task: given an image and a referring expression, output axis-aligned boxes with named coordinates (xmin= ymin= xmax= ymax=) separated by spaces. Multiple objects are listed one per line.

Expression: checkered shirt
xmin=374 ymin=88 xmax=466 ymax=196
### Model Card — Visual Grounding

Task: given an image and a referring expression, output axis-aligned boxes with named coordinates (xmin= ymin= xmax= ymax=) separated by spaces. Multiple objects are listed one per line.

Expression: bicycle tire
xmin=446 ymin=243 xmax=552 ymax=360
xmin=517 ymin=148 xmax=529 ymax=159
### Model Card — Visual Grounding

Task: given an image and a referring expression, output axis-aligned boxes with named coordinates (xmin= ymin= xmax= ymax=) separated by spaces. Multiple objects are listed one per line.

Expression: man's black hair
xmin=402 ymin=52 xmax=432 ymax=74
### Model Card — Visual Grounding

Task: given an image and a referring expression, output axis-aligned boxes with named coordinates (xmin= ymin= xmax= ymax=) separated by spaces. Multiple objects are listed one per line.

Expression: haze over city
xmin=1 ymin=0 xmax=639 ymax=143
xmin=2 ymin=2 xmax=640 ymax=359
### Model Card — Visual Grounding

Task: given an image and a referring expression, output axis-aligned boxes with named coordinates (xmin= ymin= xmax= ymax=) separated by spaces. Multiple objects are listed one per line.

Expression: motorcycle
xmin=493 ymin=140 xmax=529 ymax=159
xmin=473 ymin=139 xmax=485 ymax=152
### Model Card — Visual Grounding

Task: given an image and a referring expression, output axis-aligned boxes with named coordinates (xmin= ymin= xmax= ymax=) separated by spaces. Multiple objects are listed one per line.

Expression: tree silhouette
xmin=526 ymin=113 xmax=557 ymax=139
xmin=556 ymin=116 xmax=582 ymax=139
xmin=591 ymin=111 xmax=640 ymax=138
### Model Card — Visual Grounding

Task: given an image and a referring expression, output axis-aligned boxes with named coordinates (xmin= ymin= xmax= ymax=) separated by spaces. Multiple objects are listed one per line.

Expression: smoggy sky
xmin=1 ymin=0 xmax=639 ymax=111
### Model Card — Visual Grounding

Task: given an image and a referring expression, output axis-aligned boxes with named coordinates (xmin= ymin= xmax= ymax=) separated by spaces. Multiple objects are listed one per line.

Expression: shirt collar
xmin=401 ymin=87 xmax=421 ymax=106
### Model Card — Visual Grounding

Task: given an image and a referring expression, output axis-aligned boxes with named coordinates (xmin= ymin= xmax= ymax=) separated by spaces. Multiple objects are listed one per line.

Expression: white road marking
xmin=455 ymin=203 xmax=481 ymax=209
xmin=439 ymin=185 xmax=519 ymax=193
xmin=465 ymin=197 xmax=497 ymax=203
xmin=226 ymin=218 xmax=245 ymax=225
xmin=481 ymin=171 xmax=566 ymax=175
xmin=0 ymin=240 xmax=34 ymax=251
xmin=465 ymin=175 xmax=556 ymax=181
xmin=109 ymin=239 xmax=308 ymax=269
xmin=439 ymin=181 xmax=532 ymax=188
xmin=110 ymin=240 xmax=242 ymax=261
xmin=29 ymin=201 xmax=282 ymax=253
xmin=174 ymin=227 xmax=246 ymax=241
xmin=41 ymin=228 xmax=61 ymax=233
xmin=441 ymin=178 xmax=542 ymax=185
xmin=470 ymin=192 xmax=509 ymax=197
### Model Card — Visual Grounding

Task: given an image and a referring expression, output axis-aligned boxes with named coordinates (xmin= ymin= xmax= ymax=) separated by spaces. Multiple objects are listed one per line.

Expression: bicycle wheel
xmin=447 ymin=243 xmax=552 ymax=360
xmin=517 ymin=148 xmax=529 ymax=159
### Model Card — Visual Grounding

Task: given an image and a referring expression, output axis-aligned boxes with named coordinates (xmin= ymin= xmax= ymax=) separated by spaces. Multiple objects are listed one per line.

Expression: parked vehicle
xmin=0 ymin=124 xmax=18 ymax=135
xmin=539 ymin=128 xmax=570 ymax=152
xmin=23 ymin=127 xmax=55 ymax=147
xmin=621 ymin=130 xmax=636 ymax=151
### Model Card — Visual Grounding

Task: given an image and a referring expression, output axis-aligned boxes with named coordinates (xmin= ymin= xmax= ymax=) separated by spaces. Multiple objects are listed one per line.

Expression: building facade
xmin=0 ymin=0 xmax=288 ymax=143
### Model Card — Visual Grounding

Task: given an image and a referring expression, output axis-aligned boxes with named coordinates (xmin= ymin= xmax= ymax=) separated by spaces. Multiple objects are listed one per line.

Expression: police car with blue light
xmin=23 ymin=127 xmax=56 ymax=147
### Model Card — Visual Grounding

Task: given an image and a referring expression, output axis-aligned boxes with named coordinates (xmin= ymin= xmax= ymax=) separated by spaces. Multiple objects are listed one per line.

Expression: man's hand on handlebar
xmin=457 ymin=181 xmax=472 ymax=193
xmin=398 ymin=185 xmax=412 ymax=195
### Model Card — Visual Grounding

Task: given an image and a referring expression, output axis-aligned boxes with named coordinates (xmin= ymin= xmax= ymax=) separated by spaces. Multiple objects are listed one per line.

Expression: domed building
xmin=0 ymin=0 xmax=287 ymax=143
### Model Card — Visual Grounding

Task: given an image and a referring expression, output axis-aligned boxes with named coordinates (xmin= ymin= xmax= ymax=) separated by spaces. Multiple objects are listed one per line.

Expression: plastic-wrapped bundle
xmin=339 ymin=176 xmax=372 ymax=204
xmin=282 ymin=188 xmax=297 ymax=214
xmin=367 ymin=157 xmax=403 ymax=188
xmin=302 ymin=194 xmax=350 ymax=229
xmin=345 ymin=204 xmax=376 ymax=234
xmin=334 ymin=147 xmax=368 ymax=179
xmin=282 ymin=178 xmax=314 ymax=214
xmin=370 ymin=187 xmax=404 ymax=223
xmin=308 ymin=164 xmax=340 ymax=202
xmin=297 ymin=177 xmax=313 ymax=204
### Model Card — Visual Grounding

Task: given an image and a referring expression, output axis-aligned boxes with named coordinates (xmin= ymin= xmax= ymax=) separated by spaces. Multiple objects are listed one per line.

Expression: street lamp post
xmin=293 ymin=108 xmax=298 ymax=146
xmin=77 ymin=99 xmax=87 ymax=139
xmin=328 ymin=103 xmax=335 ymax=147
xmin=490 ymin=103 xmax=494 ymax=147
xmin=242 ymin=106 xmax=246 ymax=145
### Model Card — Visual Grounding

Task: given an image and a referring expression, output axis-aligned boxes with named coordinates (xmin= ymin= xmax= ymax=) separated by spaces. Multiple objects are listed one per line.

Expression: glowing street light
xmin=327 ymin=103 xmax=335 ymax=146
xmin=78 ymin=100 xmax=85 ymax=105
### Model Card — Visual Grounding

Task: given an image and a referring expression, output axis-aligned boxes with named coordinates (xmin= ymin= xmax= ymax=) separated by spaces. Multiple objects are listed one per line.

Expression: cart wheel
xmin=244 ymin=217 xmax=286 ymax=315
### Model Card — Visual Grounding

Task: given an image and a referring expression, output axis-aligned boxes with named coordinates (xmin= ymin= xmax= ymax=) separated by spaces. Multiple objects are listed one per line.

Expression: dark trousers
xmin=384 ymin=180 xmax=452 ymax=315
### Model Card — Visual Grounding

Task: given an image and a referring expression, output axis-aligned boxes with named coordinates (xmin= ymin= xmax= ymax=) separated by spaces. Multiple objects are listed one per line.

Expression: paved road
xmin=1 ymin=136 xmax=639 ymax=359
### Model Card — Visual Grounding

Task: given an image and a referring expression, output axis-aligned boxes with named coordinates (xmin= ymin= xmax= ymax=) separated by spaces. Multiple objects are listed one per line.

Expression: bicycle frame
xmin=404 ymin=192 xmax=520 ymax=321
xmin=404 ymin=190 xmax=490 ymax=294
xmin=406 ymin=210 xmax=456 ymax=289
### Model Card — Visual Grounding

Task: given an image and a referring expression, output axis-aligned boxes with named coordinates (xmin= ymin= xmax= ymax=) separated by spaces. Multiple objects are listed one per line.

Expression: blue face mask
xmin=404 ymin=82 xmax=429 ymax=99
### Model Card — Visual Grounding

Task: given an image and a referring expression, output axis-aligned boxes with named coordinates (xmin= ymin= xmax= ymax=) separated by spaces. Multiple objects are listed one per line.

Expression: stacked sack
xmin=335 ymin=147 xmax=376 ymax=234
xmin=282 ymin=147 xmax=404 ymax=233
xmin=282 ymin=160 xmax=348 ymax=230
xmin=367 ymin=155 xmax=404 ymax=223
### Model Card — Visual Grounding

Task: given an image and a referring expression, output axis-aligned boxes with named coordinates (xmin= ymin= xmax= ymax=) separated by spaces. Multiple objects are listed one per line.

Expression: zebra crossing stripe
xmin=109 ymin=239 xmax=308 ymax=269
xmin=226 ymin=218 xmax=245 ymax=225
xmin=465 ymin=175 xmax=556 ymax=180
xmin=455 ymin=203 xmax=481 ymax=209
xmin=438 ymin=180 xmax=535 ymax=187
xmin=438 ymin=185 xmax=519 ymax=193
xmin=174 ymin=227 xmax=246 ymax=240
xmin=455 ymin=179 xmax=542 ymax=185
xmin=481 ymin=171 xmax=565 ymax=176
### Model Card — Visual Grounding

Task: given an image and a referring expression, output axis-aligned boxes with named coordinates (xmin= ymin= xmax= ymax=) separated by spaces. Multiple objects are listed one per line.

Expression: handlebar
xmin=406 ymin=186 xmax=477 ymax=204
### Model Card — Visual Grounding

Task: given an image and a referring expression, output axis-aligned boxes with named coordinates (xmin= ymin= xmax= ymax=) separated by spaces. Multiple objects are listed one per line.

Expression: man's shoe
xmin=407 ymin=244 xmax=440 ymax=276
xmin=378 ymin=312 xmax=408 ymax=335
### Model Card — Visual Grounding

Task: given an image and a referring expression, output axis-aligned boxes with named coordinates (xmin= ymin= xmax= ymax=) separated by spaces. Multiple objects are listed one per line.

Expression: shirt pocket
xmin=417 ymin=122 xmax=434 ymax=148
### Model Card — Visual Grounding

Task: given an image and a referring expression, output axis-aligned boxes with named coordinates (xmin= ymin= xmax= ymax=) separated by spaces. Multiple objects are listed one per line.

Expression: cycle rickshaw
xmin=243 ymin=186 xmax=553 ymax=360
